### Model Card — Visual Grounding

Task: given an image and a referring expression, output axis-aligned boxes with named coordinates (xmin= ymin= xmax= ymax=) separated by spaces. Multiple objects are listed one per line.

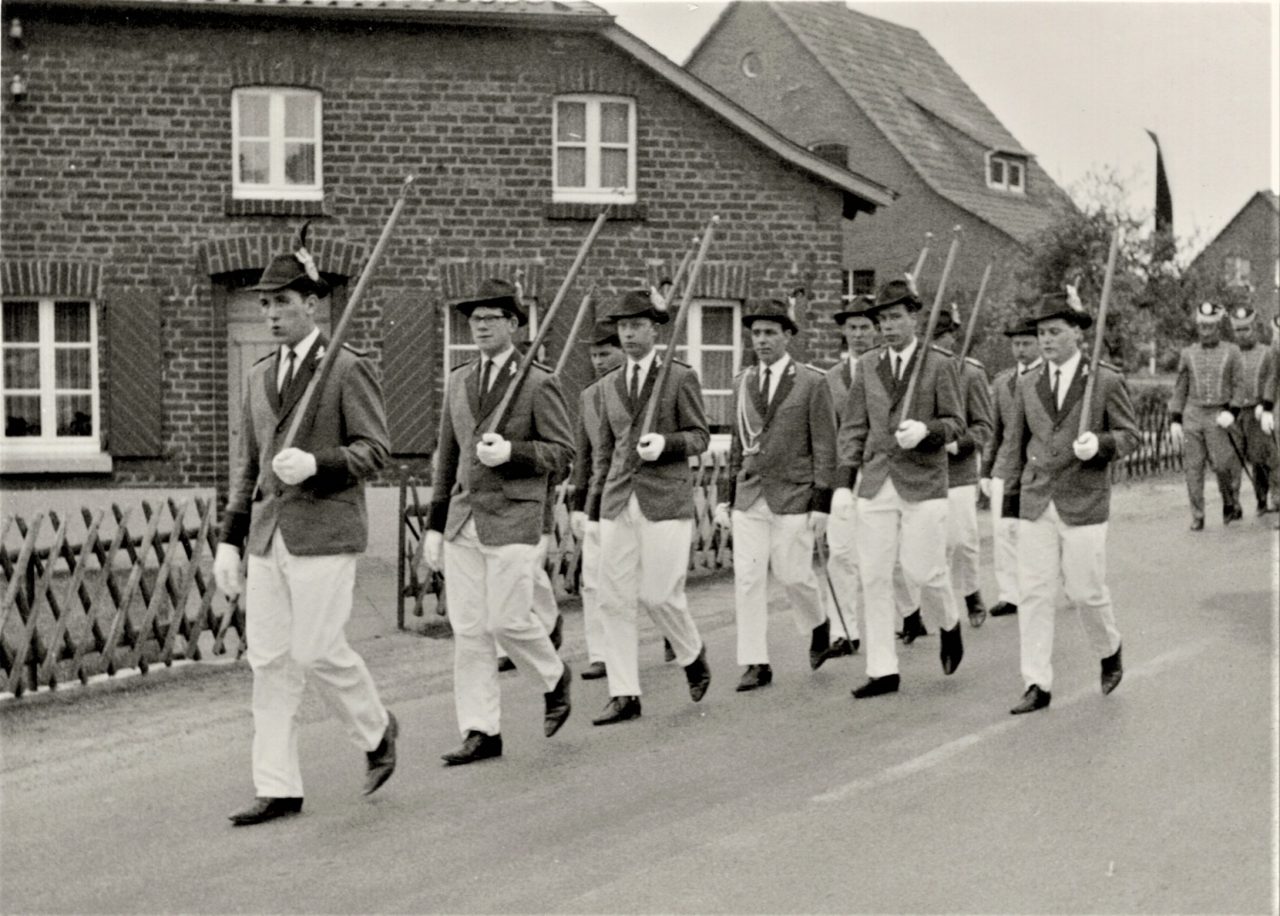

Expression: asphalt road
xmin=1 ymin=479 xmax=1275 ymax=914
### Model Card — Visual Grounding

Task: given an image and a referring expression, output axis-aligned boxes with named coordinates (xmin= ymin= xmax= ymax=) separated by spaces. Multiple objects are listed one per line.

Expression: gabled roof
xmin=1190 ymin=189 xmax=1280 ymax=268
xmin=22 ymin=0 xmax=895 ymax=214
xmin=691 ymin=1 xmax=1073 ymax=243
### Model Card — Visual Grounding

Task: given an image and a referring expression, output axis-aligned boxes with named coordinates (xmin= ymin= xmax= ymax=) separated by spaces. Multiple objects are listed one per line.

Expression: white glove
xmin=476 ymin=432 xmax=512 ymax=467
xmin=807 ymin=511 xmax=829 ymax=538
xmin=636 ymin=433 xmax=666 ymax=462
xmin=713 ymin=502 xmax=731 ymax=531
xmin=979 ymin=478 xmax=992 ymax=499
xmin=213 ymin=543 xmax=242 ymax=599
xmin=1073 ymin=431 xmax=1099 ymax=461
xmin=831 ymin=487 xmax=855 ymax=517
xmin=1169 ymin=421 xmax=1184 ymax=450
xmin=271 ymin=447 xmax=317 ymax=485
xmin=945 ymin=441 xmax=959 ymax=456
xmin=570 ymin=511 xmax=587 ymax=539
xmin=894 ymin=419 xmax=928 ymax=450
xmin=1255 ymin=404 xmax=1265 ymax=422
xmin=420 ymin=530 xmax=444 ymax=573
xmin=1215 ymin=410 xmax=1235 ymax=429
xmin=1262 ymin=411 xmax=1275 ymax=435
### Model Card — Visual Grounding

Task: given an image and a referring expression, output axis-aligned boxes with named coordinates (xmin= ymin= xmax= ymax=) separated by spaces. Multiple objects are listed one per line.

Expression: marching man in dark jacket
xmin=589 ymin=290 xmax=712 ymax=725
xmin=715 ymin=299 xmax=838 ymax=691
xmin=995 ymin=291 xmax=1139 ymax=714
xmin=215 ymin=233 xmax=397 ymax=826
xmin=836 ymin=279 xmax=966 ymax=699
xmin=420 ymin=279 xmax=574 ymax=765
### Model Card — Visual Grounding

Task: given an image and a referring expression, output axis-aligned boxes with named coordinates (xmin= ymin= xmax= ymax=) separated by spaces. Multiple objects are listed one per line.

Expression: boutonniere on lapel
xmin=315 ymin=345 xmax=326 ymax=361
xmin=785 ymin=363 xmax=796 ymax=378
xmin=507 ymin=359 xmax=517 ymax=377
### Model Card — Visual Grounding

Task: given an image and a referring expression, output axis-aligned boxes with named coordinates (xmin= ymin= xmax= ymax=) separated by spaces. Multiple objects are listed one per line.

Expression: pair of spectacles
xmin=469 ymin=314 xmax=512 ymax=327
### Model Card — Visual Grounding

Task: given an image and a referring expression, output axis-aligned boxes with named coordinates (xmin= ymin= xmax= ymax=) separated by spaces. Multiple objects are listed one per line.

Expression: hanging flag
xmin=1145 ymin=129 xmax=1174 ymax=239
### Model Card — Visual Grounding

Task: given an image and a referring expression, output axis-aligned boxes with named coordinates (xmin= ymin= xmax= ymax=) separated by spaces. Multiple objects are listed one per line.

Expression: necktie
xmin=892 ymin=353 xmax=902 ymax=381
xmin=1051 ymin=367 xmax=1060 ymax=407
xmin=279 ymin=348 xmax=295 ymax=395
xmin=629 ymin=364 xmax=640 ymax=403
xmin=479 ymin=359 xmax=492 ymax=396
xmin=761 ymin=366 xmax=772 ymax=403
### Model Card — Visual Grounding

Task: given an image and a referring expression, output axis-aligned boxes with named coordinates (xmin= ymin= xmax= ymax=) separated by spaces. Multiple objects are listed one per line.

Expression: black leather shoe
xmin=735 ymin=664 xmax=773 ymax=692
xmin=580 ymin=661 xmax=607 ymax=680
xmin=442 ymin=730 xmax=503 ymax=766
xmin=592 ymin=695 xmax=641 ymax=726
xmin=228 ymin=796 xmax=303 ymax=826
xmin=549 ymin=614 xmax=564 ymax=650
xmin=808 ymin=619 xmax=832 ymax=670
xmin=497 ymin=656 xmax=516 ymax=673
xmin=663 ymin=638 xmax=676 ymax=663
xmin=965 ymin=592 xmax=987 ymax=628
xmin=544 ymin=664 xmax=571 ymax=737
xmin=363 ymin=711 xmax=398 ymax=796
xmin=1189 ymin=517 xmax=1205 ymax=531
xmin=684 ymin=646 xmax=711 ymax=702
xmin=939 ymin=624 xmax=964 ymax=675
xmin=1010 ymin=685 xmax=1051 ymax=714
xmin=817 ymin=636 xmax=857 ymax=666
xmin=1100 ymin=644 xmax=1123 ymax=695
xmin=989 ymin=601 xmax=1018 ymax=617
xmin=1224 ymin=502 xmax=1243 ymax=524
xmin=900 ymin=610 xmax=927 ymax=644
xmin=851 ymin=674 xmax=900 ymax=699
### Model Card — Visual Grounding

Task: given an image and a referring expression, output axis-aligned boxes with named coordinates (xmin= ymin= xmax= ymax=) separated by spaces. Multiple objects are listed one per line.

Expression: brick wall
xmin=1 ymin=6 xmax=852 ymax=493
xmin=1193 ymin=195 xmax=1280 ymax=323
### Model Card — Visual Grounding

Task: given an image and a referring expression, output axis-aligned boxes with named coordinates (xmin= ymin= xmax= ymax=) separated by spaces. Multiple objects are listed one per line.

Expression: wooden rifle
xmin=1078 ymin=226 xmax=1122 ymax=438
xmin=899 ymin=226 xmax=961 ymax=425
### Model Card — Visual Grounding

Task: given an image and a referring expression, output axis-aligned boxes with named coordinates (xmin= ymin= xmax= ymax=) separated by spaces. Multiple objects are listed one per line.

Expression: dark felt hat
xmin=1002 ymin=316 xmax=1039 ymax=338
xmin=871 ymin=278 xmax=923 ymax=313
xmin=1032 ymin=290 xmax=1093 ymax=329
xmin=833 ymin=295 xmax=878 ymax=325
xmin=931 ymin=305 xmax=962 ymax=339
xmin=455 ymin=278 xmax=528 ymax=327
xmin=249 ymin=223 xmax=330 ymax=297
xmin=1229 ymin=304 xmax=1255 ymax=323
xmin=582 ymin=318 xmax=621 ymax=348
xmin=742 ymin=298 xmax=799 ymax=334
xmin=601 ymin=288 xmax=670 ymax=325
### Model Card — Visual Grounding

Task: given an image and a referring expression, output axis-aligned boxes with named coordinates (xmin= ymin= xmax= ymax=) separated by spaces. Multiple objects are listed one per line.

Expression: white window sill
xmin=231 ymin=188 xmax=324 ymax=201
xmin=552 ymin=192 xmax=638 ymax=206
xmin=0 ymin=450 xmax=114 ymax=474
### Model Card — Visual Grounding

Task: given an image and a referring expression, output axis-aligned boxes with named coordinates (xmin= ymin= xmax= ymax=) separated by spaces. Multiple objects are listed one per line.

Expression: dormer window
xmin=987 ymin=152 xmax=1026 ymax=194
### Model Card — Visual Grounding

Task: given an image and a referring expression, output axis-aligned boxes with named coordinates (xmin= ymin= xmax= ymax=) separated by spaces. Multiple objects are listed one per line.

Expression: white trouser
xmin=445 ymin=520 xmax=565 ymax=737
xmin=496 ymin=535 xmax=558 ymax=661
xmin=581 ymin=521 xmax=606 ymax=664
xmin=824 ymin=501 xmax=861 ymax=641
xmin=894 ymin=563 xmax=919 ymax=622
xmin=732 ymin=500 xmax=827 ymax=665
xmin=946 ymin=484 xmax=981 ymax=599
xmin=857 ymin=480 xmax=959 ymax=678
xmin=598 ymin=494 xmax=704 ymax=697
xmin=1016 ymin=502 xmax=1122 ymax=691
xmin=245 ymin=531 xmax=388 ymax=798
xmin=989 ymin=477 xmax=1020 ymax=605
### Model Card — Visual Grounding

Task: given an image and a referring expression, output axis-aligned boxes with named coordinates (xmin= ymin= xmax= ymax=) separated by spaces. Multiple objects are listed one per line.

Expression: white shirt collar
xmin=278 ymin=326 xmax=321 ymax=387
xmin=481 ymin=345 xmax=516 ymax=371
xmin=1049 ymin=350 xmax=1082 ymax=402
xmin=628 ymin=348 xmax=658 ymax=380
xmin=889 ymin=336 xmax=918 ymax=369
xmin=758 ymin=352 xmax=790 ymax=399
xmin=1018 ymin=356 xmax=1043 ymax=374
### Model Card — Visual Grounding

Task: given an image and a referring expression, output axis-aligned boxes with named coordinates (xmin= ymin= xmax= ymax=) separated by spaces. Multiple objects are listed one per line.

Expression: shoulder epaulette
xmin=528 ymin=359 xmax=554 ymax=374
xmin=963 ymin=355 xmax=985 ymax=370
xmin=670 ymin=357 xmax=692 ymax=369
xmin=599 ymin=363 xmax=623 ymax=378
xmin=341 ymin=343 xmax=367 ymax=358
xmin=930 ymin=345 xmax=954 ymax=356
xmin=252 ymin=351 xmax=276 ymax=366
xmin=797 ymin=361 xmax=823 ymax=377
xmin=1099 ymin=360 xmax=1122 ymax=374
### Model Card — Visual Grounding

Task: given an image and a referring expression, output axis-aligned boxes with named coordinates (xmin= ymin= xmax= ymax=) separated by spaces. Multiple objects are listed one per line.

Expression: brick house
xmin=1189 ymin=190 xmax=1280 ymax=326
xmin=686 ymin=0 xmax=1076 ymax=366
xmin=0 ymin=0 xmax=893 ymax=506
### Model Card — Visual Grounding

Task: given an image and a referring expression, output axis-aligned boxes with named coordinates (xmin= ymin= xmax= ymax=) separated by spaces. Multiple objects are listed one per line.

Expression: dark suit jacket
xmin=994 ymin=361 xmax=1139 ymax=526
xmin=836 ymin=343 xmax=965 ymax=503
xmin=946 ymin=354 xmax=993 ymax=488
xmin=825 ymin=358 xmax=855 ymax=424
xmin=569 ymin=377 xmax=607 ymax=520
xmin=427 ymin=355 xmax=573 ymax=546
xmin=723 ymin=359 xmax=836 ymax=514
xmin=220 ymin=338 xmax=389 ymax=557
xmin=981 ymin=363 xmax=1032 ymax=480
xmin=591 ymin=355 xmax=710 ymax=522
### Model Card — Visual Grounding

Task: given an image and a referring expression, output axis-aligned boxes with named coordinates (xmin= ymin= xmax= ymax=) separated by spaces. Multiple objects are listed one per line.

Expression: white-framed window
xmin=553 ymin=95 xmax=637 ymax=204
xmin=660 ymin=299 xmax=742 ymax=445
xmin=841 ymin=269 xmax=876 ymax=303
xmin=986 ymin=152 xmax=1026 ymax=194
xmin=444 ymin=301 xmax=541 ymax=375
xmin=232 ymin=87 xmax=323 ymax=200
xmin=2 ymin=299 xmax=101 ymax=451
xmin=1224 ymin=256 xmax=1252 ymax=287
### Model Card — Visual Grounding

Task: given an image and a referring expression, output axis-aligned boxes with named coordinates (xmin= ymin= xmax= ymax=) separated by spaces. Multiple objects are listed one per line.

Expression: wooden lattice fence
xmin=396 ymin=451 xmax=735 ymax=627
xmin=1112 ymin=401 xmax=1184 ymax=481
xmin=0 ymin=499 xmax=245 ymax=698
